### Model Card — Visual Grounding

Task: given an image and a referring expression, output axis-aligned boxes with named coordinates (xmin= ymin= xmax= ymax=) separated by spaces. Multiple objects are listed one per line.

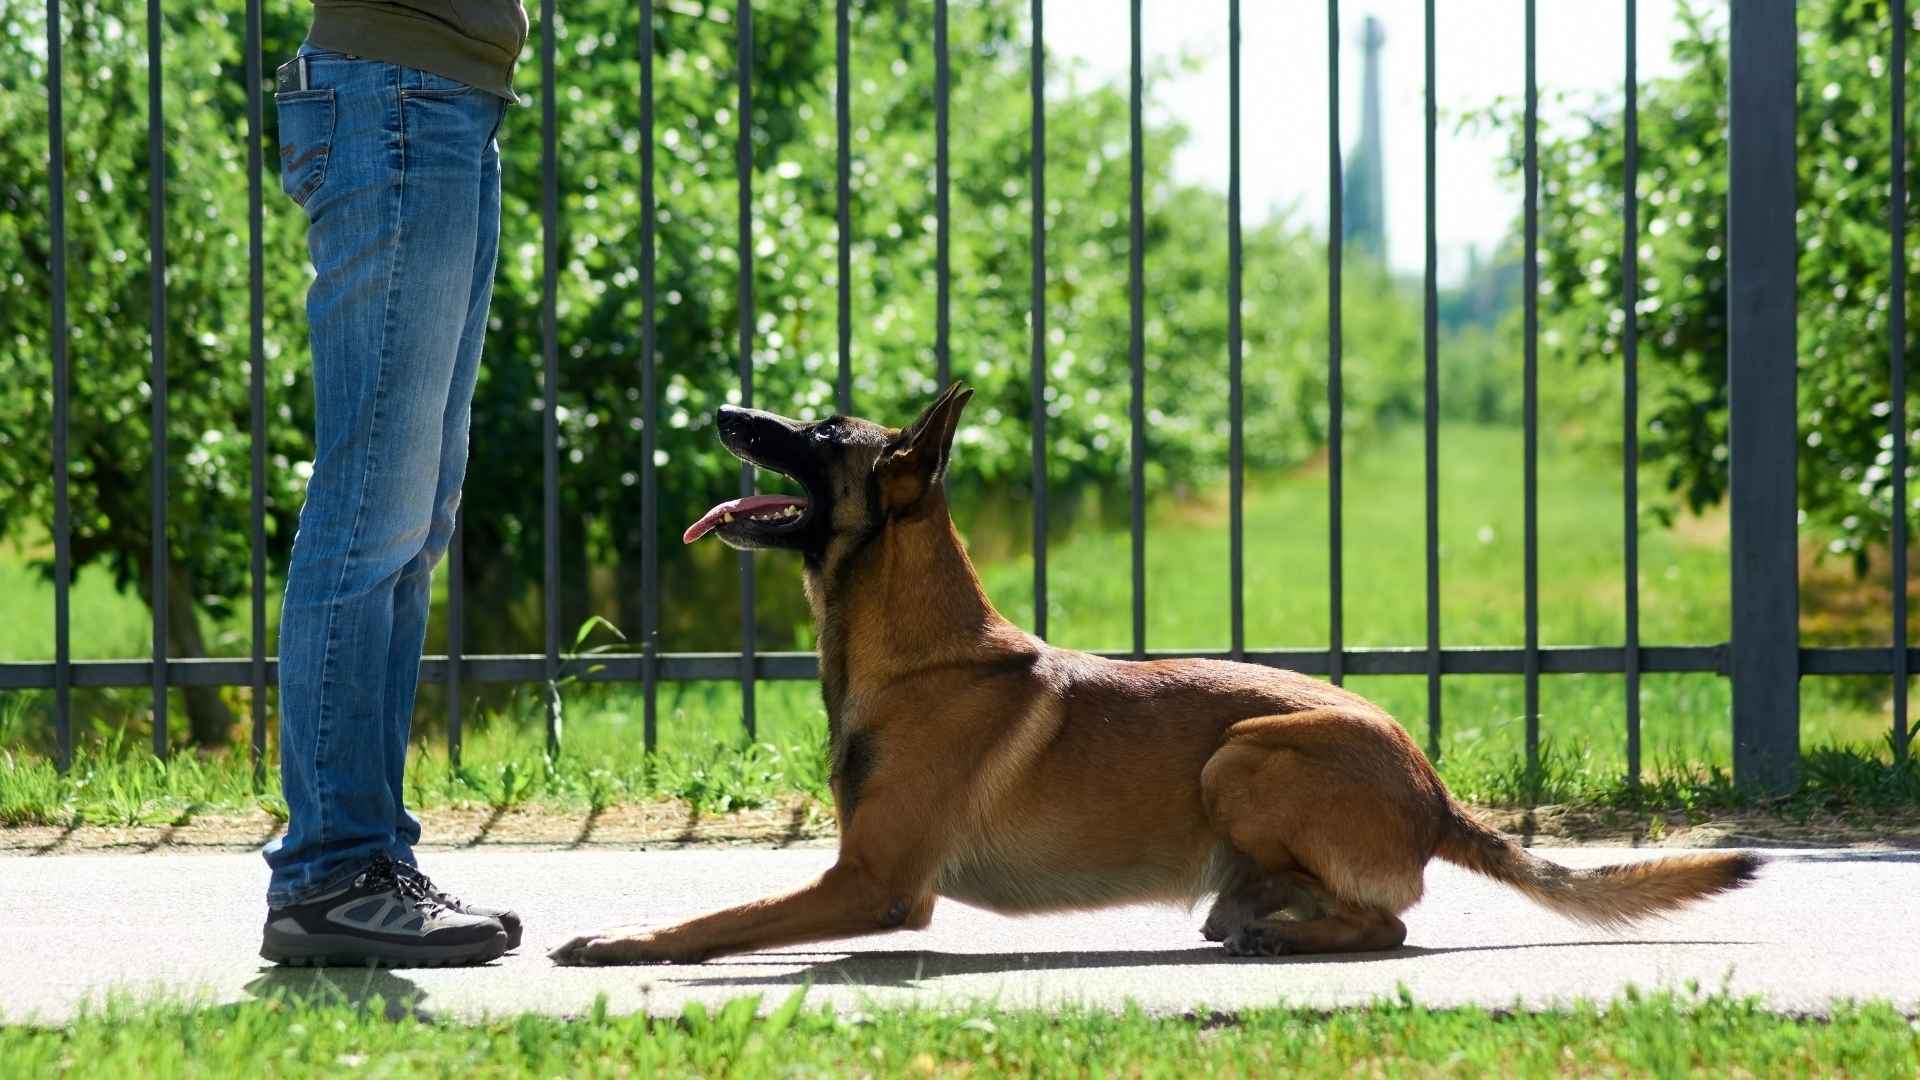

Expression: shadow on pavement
xmin=1760 ymin=849 xmax=1920 ymax=863
xmin=659 ymin=938 xmax=1758 ymax=990
xmin=243 ymin=968 xmax=435 ymax=1021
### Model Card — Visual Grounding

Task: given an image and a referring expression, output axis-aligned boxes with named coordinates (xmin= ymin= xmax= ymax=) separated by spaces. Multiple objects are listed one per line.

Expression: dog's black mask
xmin=684 ymin=384 xmax=973 ymax=559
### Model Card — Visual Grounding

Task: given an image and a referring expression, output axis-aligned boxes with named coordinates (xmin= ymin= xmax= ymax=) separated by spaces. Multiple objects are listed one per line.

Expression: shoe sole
xmin=261 ymin=928 xmax=509 ymax=968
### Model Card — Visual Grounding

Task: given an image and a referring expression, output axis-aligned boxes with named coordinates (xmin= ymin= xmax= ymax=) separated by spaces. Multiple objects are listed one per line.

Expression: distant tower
xmin=1342 ymin=16 xmax=1388 ymax=264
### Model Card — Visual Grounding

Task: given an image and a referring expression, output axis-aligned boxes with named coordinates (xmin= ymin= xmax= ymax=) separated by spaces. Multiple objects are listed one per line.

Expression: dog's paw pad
xmin=1223 ymin=927 xmax=1289 ymax=958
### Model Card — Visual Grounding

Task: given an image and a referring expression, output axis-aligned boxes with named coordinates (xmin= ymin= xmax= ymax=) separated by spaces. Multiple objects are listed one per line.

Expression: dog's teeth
xmin=722 ymin=513 xmax=733 ymax=523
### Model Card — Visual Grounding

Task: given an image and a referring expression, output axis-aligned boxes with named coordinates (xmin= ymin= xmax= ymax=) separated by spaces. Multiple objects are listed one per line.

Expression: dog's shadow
xmin=662 ymin=938 xmax=1754 ymax=991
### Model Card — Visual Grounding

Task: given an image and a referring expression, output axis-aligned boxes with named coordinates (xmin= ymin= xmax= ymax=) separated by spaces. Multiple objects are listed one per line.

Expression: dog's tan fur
xmin=551 ymin=385 xmax=1761 ymax=965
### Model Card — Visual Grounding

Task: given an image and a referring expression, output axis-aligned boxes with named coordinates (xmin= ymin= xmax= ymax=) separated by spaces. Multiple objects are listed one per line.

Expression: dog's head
xmin=683 ymin=382 xmax=975 ymax=562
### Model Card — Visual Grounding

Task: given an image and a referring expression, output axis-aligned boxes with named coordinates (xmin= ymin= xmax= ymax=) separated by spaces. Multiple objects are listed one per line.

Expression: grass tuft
xmin=2 ymin=987 xmax=1914 ymax=1078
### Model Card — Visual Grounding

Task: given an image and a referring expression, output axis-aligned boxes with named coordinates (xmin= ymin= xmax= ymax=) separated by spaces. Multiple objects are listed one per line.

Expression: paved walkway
xmin=4 ymin=847 xmax=1914 ymax=1022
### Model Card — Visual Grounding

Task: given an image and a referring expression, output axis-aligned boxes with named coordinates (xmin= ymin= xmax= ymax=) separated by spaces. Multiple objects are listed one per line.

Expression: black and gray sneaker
xmin=261 ymin=854 xmax=507 ymax=968
xmin=395 ymin=861 xmax=523 ymax=951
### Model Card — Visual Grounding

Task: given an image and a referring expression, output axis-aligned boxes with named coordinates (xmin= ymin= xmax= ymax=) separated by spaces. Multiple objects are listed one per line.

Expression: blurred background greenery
xmin=0 ymin=0 xmax=1915 ymax=804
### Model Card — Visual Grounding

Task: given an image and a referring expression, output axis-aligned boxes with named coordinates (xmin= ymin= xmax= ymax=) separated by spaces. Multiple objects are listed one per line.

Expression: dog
xmin=550 ymin=383 xmax=1760 ymax=965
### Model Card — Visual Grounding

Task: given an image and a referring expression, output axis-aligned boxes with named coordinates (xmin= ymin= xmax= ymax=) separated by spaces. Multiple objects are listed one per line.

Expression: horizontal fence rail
xmin=15 ymin=0 xmax=1916 ymax=790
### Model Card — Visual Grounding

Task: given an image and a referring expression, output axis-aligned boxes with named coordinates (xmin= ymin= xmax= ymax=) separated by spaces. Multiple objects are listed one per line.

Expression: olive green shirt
xmin=306 ymin=0 xmax=529 ymax=105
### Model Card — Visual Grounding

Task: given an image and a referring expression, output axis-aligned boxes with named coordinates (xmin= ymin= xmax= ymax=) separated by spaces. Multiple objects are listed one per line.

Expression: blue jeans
xmin=264 ymin=44 xmax=506 ymax=907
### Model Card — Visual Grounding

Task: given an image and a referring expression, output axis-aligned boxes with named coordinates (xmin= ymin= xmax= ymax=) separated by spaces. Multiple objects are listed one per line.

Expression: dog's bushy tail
xmin=1434 ymin=808 xmax=1762 ymax=929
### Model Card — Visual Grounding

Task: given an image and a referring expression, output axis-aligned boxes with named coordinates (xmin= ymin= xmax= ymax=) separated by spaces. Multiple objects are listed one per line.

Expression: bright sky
xmin=1047 ymin=1 xmax=1697 ymax=283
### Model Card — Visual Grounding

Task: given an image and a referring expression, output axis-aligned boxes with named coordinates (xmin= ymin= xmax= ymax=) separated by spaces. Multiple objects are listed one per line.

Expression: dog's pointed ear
xmin=876 ymin=382 xmax=974 ymax=515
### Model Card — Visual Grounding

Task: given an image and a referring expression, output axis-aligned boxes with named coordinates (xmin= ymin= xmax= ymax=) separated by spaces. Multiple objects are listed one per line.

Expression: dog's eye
xmin=812 ymin=426 xmax=835 ymax=443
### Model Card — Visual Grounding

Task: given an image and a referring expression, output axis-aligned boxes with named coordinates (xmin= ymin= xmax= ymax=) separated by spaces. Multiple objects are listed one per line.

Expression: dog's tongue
xmin=683 ymin=494 xmax=807 ymax=544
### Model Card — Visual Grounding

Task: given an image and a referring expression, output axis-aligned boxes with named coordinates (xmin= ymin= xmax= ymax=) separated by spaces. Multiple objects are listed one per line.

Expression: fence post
xmin=1726 ymin=0 xmax=1799 ymax=793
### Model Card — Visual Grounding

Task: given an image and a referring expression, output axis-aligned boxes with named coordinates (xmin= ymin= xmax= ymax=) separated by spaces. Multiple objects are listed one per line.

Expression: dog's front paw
xmin=549 ymin=928 xmax=684 ymax=966
xmin=1222 ymin=924 xmax=1291 ymax=958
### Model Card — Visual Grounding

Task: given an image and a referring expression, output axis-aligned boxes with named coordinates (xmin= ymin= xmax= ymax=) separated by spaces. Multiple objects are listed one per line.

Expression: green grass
xmin=0 ymin=681 xmax=832 ymax=827
xmin=2 ymin=423 xmax=1915 ymax=825
xmin=3 ymin=987 xmax=1914 ymax=1078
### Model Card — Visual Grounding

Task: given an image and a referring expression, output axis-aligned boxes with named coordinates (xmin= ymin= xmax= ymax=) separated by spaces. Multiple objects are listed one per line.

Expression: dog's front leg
xmin=549 ymin=855 xmax=936 ymax=966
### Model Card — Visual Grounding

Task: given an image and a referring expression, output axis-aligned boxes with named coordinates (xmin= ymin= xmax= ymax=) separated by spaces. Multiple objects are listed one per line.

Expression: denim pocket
xmin=400 ymin=67 xmax=474 ymax=98
xmin=274 ymin=88 xmax=335 ymax=208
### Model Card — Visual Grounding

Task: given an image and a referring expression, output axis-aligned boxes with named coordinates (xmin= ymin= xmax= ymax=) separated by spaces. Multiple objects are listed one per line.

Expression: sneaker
xmin=261 ymin=854 xmax=507 ymax=968
xmin=395 ymin=861 xmax=524 ymax=951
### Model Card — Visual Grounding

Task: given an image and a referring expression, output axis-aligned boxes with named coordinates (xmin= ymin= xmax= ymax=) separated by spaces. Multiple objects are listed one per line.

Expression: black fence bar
xmin=540 ymin=0 xmax=562 ymax=757
xmin=640 ymin=0 xmax=660 ymax=753
xmin=1030 ymin=0 xmax=1048 ymax=640
xmin=836 ymin=0 xmax=852 ymax=416
xmin=1521 ymin=0 xmax=1540 ymax=773
xmin=1227 ymin=0 xmax=1244 ymax=660
xmin=145 ymin=0 xmax=169 ymax=760
xmin=1127 ymin=0 xmax=1146 ymax=660
xmin=1622 ymin=0 xmax=1642 ymax=784
xmin=1892 ymin=0 xmax=1910 ymax=762
xmin=1326 ymin=0 xmax=1344 ymax=686
xmin=448 ymin=508 xmax=465 ymax=764
xmin=1421 ymin=0 xmax=1441 ymax=758
xmin=736 ymin=0 xmax=757 ymax=739
xmin=935 ymin=0 xmax=951 ymax=390
xmin=1726 ymin=0 xmax=1800 ymax=792
xmin=46 ymin=0 xmax=72 ymax=773
xmin=246 ymin=0 xmax=268 ymax=782
xmin=2 ymin=644 xmax=1745 ymax=693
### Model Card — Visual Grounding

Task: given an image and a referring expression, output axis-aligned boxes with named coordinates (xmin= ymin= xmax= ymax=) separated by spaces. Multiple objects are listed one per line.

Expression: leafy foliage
xmin=1517 ymin=0 xmax=1918 ymax=567
xmin=2 ymin=0 xmax=1428 ymax=739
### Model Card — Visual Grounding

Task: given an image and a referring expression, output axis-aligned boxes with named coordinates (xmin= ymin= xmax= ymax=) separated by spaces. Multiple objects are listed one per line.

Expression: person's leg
xmin=389 ymin=107 xmax=504 ymax=860
xmin=264 ymin=48 xmax=498 ymax=911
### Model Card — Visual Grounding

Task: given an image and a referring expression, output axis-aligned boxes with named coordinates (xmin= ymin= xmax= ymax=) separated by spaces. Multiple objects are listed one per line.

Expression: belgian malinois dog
xmin=550 ymin=384 xmax=1760 ymax=965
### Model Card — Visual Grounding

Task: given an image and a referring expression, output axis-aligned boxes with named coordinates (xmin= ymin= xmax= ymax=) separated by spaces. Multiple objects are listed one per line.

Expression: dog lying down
xmin=550 ymin=384 xmax=1760 ymax=966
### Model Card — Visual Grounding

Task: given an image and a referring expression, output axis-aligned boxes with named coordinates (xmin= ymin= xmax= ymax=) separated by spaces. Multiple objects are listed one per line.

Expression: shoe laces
xmin=358 ymin=854 xmax=445 ymax=912
xmin=392 ymin=860 xmax=458 ymax=907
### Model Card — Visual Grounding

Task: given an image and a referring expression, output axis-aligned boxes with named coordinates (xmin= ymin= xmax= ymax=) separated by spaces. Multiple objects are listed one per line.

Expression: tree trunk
xmin=558 ymin=507 xmax=594 ymax=647
xmin=165 ymin=558 xmax=238 ymax=748
xmin=613 ymin=500 xmax=647 ymax=650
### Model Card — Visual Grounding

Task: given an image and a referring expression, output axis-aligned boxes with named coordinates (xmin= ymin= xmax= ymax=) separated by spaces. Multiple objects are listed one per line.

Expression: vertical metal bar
xmin=737 ymin=0 xmax=757 ymax=739
xmin=47 ymin=0 xmax=71 ymax=773
xmin=1128 ymin=0 xmax=1147 ymax=660
xmin=246 ymin=0 xmax=268 ymax=783
xmin=1228 ymin=0 xmax=1244 ymax=661
xmin=836 ymin=0 xmax=852 ymax=416
xmin=448 ymin=509 xmax=465 ymax=765
xmin=640 ymin=0 xmax=660 ymax=754
xmin=935 ymin=0 xmax=951 ymax=390
xmin=1030 ymin=0 xmax=1049 ymax=641
xmin=146 ymin=0 xmax=169 ymax=760
xmin=1522 ymin=0 xmax=1540 ymax=774
xmin=1726 ymin=0 xmax=1800 ymax=792
xmin=1623 ymin=0 xmax=1642 ymax=784
xmin=540 ymin=0 xmax=562 ymax=758
xmin=1422 ymin=0 xmax=1441 ymax=759
xmin=1892 ymin=0 xmax=1910 ymax=763
xmin=1327 ymin=0 xmax=1344 ymax=686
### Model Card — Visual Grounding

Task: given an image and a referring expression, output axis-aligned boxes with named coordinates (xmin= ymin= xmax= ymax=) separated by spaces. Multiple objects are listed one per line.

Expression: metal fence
xmin=8 ymin=0 xmax=1913 ymax=792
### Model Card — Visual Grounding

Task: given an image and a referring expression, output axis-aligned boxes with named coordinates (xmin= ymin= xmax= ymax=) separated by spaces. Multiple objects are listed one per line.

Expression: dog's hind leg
xmin=1225 ymin=902 xmax=1408 ymax=956
xmin=1200 ymin=709 xmax=1440 ymax=955
xmin=1201 ymin=857 xmax=1332 ymax=941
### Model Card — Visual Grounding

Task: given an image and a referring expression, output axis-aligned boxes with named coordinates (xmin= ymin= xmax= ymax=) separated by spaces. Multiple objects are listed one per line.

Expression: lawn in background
xmin=2 ymin=424 xmax=1912 ymax=824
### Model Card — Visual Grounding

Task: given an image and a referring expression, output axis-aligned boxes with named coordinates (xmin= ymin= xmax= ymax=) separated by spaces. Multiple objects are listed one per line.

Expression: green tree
xmin=1519 ymin=0 xmax=1917 ymax=567
xmin=0 ymin=0 xmax=315 ymax=744
xmin=1 ymin=0 xmax=1426 ymax=744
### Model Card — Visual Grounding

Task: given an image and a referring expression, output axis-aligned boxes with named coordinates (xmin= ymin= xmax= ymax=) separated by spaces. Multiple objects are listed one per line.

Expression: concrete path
xmin=3 ymin=847 xmax=1914 ymax=1022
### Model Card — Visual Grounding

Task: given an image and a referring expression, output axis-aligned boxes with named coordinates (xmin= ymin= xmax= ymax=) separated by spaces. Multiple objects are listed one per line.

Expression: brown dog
xmin=550 ymin=384 xmax=1760 ymax=965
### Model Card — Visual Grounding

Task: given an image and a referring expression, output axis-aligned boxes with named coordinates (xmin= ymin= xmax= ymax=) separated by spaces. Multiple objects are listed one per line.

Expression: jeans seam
xmin=307 ymin=69 xmax=408 ymax=884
